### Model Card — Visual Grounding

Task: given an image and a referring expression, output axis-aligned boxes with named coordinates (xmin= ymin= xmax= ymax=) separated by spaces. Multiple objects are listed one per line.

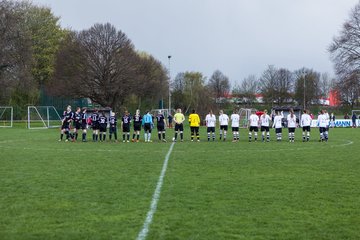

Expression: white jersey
xmin=249 ymin=114 xmax=259 ymax=127
xmin=260 ymin=114 xmax=271 ymax=127
xmin=205 ymin=114 xmax=216 ymax=127
xmin=317 ymin=114 xmax=327 ymax=128
xmin=287 ymin=114 xmax=297 ymax=128
xmin=272 ymin=115 xmax=283 ymax=129
xmin=301 ymin=113 xmax=311 ymax=127
xmin=219 ymin=114 xmax=229 ymax=126
xmin=324 ymin=112 xmax=330 ymax=126
xmin=230 ymin=113 xmax=240 ymax=128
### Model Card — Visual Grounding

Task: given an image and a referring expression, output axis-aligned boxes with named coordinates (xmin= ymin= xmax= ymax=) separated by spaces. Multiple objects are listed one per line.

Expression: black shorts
xmin=99 ymin=125 xmax=107 ymax=132
xmin=81 ymin=122 xmax=87 ymax=130
xmin=232 ymin=127 xmax=239 ymax=132
xmin=144 ymin=123 xmax=152 ymax=133
xmin=261 ymin=126 xmax=270 ymax=132
xmin=249 ymin=126 xmax=258 ymax=132
xmin=92 ymin=123 xmax=99 ymax=130
xmin=61 ymin=123 xmax=69 ymax=130
xmin=207 ymin=127 xmax=215 ymax=133
xmin=122 ymin=125 xmax=130 ymax=132
xmin=134 ymin=123 xmax=141 ymax=131
xmin=157 ymin=124 xmax=165 ymax=132
xmin=74 ymin=122 xmax=81 ymax=130
xmin=175 ymin=123 xmax=184 ymax=132
xmin=275 ymin=128 xmax=282 ymax=134
xmin=220 ymin=125 xmax=228 ymax=131
xmin=302 ymin=126 xmax=311 ymax=132
xmin=109 ymin=127 xmax=117 ymax=134
xmin=319 ymin=127 xmax=327 ymax=133
xmin=190 ymin=126 xmax=199 ymax=134
xmin=288 ymin=128 xmax=295 ymax=133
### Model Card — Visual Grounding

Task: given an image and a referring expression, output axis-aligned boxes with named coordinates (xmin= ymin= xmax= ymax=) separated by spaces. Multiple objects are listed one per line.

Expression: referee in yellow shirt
xmin=173 ymin=108 xmax=185 ymax=142
xmin=189 ymin=109 xmax=201 ymax=142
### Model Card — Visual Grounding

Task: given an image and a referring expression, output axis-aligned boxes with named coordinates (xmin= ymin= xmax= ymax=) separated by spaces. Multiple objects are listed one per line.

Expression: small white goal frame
xmin=27 ymin=106 xmax=62 ymax=129
xmin=239 ymin=108 xmax=256 ymax=128
xmin=0 ymin=106 xmax=13 ymax=128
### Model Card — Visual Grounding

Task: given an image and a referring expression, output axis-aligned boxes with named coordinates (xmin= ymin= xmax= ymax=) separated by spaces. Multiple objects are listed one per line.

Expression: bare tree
xmin=259 ymin=65 xmax=278 ymax=105
xmin=50 ymin=23 xmax=168 ymax=110
xmin=335 ymin=72 xmax=360 ymax=107
xmin=319 ymin=72 xmax=336 ymax=99
xmin=232 ymin=75 xmax=259 ymax=104
xmin=329 ymin=2 xmax=360 ymax=107
xmin=207 ymin=70 xmax=230 ymax=100
xmin=294 ymin=68 xmax=321 ymax=107
xmin=329 ymin=2 xmax=360 ymax=79
xmin=276 ymin=68 xmax=294 ymax=104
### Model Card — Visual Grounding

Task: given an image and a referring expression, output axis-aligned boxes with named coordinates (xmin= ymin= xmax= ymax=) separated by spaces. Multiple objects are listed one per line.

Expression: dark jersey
xmin=109 ymin=116 xmax=117 ymax=128
xmin=91 ymin=112 xmax=100 ymax=124
xmin=122 ymin=115 xmax=132 ymax=127
xmin=68 ymin=111 xmax=75 ymax=121
xmin=156 ymin=114 xmax=165 ymax=126
xmin=81 ymin=112 xmax=87 ymax=124
xmin=99 ymin=116 xmax=107 ymax=128
xmin=74 ymin=112 xmax=81 ymax=124
xmin=133 ymin=115 xmax=142 ymax=125
xmin=62 ymin=111 xmax=73 ymax=127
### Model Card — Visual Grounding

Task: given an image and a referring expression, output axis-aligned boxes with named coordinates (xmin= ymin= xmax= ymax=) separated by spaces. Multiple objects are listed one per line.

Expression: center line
xmin=136 ymin=142 xmax=175 ymax=240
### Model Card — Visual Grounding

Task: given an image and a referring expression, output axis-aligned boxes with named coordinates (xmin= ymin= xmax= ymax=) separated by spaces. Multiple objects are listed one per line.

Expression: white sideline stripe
xmin=136 ymin=142 xmax=175 ymax=240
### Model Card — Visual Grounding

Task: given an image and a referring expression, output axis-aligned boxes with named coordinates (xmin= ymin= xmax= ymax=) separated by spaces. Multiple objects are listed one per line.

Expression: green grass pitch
xmin=0 ymin=126 xmax=360 ymax=239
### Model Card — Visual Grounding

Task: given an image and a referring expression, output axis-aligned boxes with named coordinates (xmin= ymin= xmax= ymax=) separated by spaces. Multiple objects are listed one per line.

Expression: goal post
xmin=0 ymin=106 xmax=13 ymax=128
xmin=27 ymin=106 xmax=62 ymax=129
xmin=239 ymin=108 xmax=255 ymax=128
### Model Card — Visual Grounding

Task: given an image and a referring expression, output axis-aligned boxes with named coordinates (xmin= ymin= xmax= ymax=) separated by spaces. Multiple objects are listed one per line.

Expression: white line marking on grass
xmin=136 ymin=142 xmax=175 ymax=240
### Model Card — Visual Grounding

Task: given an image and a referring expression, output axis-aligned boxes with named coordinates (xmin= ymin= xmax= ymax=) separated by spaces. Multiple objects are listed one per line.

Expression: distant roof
xmin=271 ymin=106 xmax=302 ymax=111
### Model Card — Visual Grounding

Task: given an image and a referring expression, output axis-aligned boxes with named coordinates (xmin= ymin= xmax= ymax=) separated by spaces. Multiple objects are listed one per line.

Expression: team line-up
xmin=58 ymin=106 xmax=331 ymax=143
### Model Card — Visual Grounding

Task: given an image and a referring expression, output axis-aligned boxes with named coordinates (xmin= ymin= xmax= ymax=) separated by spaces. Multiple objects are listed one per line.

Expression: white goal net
xmin=27 ymin=106 xmax=62 ymax=129
xmin=0 ymin=106 xmax=13 ymax=128
xmin=239 ymin=108 xmax=256 ymax=128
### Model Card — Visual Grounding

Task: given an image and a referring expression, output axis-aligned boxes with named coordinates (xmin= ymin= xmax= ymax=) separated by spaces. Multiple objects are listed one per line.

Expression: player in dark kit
xmin=109 ymin=112 xmax=118 ymax=142
xmin=73 ymin=107 xmax=82 ymax=141
xmin=59 ymin=105 xmax=73 ymax=142
xmin=132 ymin=109 xmax=142 ymax=142
xmin=122 ymin=110 xmax=132 ymax=142
xmin=81 ymin=108 xmax=87 ymax=142
xmin=156 ymin=110 xmax=167 ymax=142
xmin=99 ymin=112 xmax=108 ymax=142
xmin=91 ymin=109 xmax=100 ymax=142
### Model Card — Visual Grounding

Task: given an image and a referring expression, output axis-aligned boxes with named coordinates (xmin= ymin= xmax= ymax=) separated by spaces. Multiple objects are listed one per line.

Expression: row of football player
xmin=59 ymin=106 xmax=330 ymax=143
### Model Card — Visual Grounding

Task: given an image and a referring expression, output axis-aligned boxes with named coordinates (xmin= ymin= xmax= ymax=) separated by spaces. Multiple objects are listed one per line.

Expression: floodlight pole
xmin=303 ymin=71 xmax=306 ymax=110
xmin=168 ymin=55 xmax=172 ymax=116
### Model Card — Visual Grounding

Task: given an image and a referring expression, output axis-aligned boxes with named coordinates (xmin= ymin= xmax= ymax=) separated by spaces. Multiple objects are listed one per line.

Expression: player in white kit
xmin=287 ymin=109 xmax=297 ymax=143
xmin=230 ymin=109 xmax=240 ymax=142
xmin=205 ymin=110 xmax=216 ymax=141
xmin=248 ymin=111 xmax=259 ymax=142
xmin=260 ymin=110 xmax=272 ymax=142
xmin=272 ymin=111 xmax=283 ymax=141
xmin=300 ymin=109 xmax=312 ymax=142
xmin=219 ymin=110 xmax=229 ymax=141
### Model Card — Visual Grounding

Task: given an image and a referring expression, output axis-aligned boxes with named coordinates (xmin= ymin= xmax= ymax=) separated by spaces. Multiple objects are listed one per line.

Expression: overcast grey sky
xmin=32 ymin=0 xmax=359 ymax=86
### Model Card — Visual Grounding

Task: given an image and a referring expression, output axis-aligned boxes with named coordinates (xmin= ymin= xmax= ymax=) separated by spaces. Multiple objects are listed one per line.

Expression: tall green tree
xmin=20 ymin=3 xmax=67 ymax=85
xmin=0 ymin=0 xmax=35 ymax=108
xmin=172 ymin=71 xmax=211 ymax=115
